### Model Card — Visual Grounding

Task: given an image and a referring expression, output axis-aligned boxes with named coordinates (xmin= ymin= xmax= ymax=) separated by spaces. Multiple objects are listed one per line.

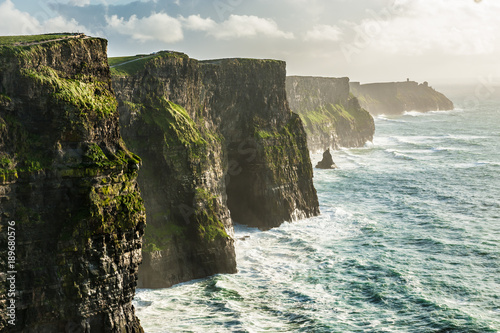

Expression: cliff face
xmin=114 ymin=53 xmax=236 ymax=289
xmin=0 ymin=35 xmax=145 ymax=332
xmin=112 ymin=52 xmax=319 ymax=288
xmin=350 ymin=81 xmax=454 ymax=115
xmin=200 ymin=60 xmax=319 ymax=230
xmin=286 ymin=76 xmax=375 ymax=152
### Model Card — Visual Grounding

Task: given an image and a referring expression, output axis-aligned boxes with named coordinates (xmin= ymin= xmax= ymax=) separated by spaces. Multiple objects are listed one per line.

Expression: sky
xmin=1 ymin=0 xmax=499 ymax=86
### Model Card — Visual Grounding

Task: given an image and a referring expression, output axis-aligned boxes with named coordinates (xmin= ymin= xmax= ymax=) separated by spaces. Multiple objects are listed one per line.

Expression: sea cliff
xmin=350 ymin=80 xmax=454 ymax=115
xmin=286 ymin=76 xmax=375 ymax=152
xmin=112 ymin=53 xmax=320 ymax=288
xmin=0 ymin=35 xmax=144 ymax=332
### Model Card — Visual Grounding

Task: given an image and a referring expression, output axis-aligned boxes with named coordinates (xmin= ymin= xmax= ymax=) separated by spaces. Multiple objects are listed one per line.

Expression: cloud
xmin=209 ymin=15 xmax=294 ymax=40
xmin=0 ymin=0 xmax=39 ymax=34
xmin=304 ymin=24 xmax=343 ymax=42
xmin=104 ymin=12 xmax=293 ymax=43
xmin=181 ymin=14 xmax=216 ymax=31
xmin=67 ymin=0 xmax=90 ymax=7
xmin=106 ymin=12 xmax=183 ymax=43
xmin=0 ymin=0 xmax=87 ymax=35
xmin=343 ymin=0 xmax=500 ymax=56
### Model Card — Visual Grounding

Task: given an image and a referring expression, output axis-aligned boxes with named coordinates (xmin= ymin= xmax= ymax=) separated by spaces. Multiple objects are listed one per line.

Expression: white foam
xmin=403 ymin=110 xmax=429 ymax=117
xmin=431 ymin=146 xmax=464 ymax=152
xmin=386 ymin=149 xmax=416 ymax=161
xmin=428 ymin=109 xmax=464 ymax=115
xmin=476 ymin=161 xmax=500 ymax=166
xmin=376 ymin=114 xmax=407 ymax=123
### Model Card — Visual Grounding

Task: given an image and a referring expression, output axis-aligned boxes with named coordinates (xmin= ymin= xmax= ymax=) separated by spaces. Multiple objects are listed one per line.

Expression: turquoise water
xmin=134 ymin=99 xmax=500 ymax=332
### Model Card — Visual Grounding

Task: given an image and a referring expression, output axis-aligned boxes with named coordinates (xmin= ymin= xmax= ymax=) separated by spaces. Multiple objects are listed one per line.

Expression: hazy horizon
xmin=1 ymin=0 xmax=499 ymax=87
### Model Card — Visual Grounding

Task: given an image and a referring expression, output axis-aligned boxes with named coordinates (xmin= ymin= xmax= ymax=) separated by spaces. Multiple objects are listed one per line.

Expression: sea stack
xmin=316 ymin=149 xmax=338 ymax=169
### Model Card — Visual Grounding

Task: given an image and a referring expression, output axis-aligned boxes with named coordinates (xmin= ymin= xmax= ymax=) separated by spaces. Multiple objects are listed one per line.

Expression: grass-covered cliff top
xmin=109 ymin=51 xmax=188 ymax=76
xmin=0 ymin=33 xmax=86 ymax=46
xmin=109 ymin=52 xmax=284 ymax=76
xmin=200 ymin=58 xmax=284 ymax=65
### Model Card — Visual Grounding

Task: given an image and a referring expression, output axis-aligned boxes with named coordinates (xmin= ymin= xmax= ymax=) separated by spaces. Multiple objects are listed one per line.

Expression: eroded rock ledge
xmin=112 ymin=52 xmax=320 ymax=288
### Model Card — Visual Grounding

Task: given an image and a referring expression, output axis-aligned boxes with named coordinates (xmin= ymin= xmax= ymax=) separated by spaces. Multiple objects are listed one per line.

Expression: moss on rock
xmin=21 ymin=66 xmax=117 ymax=118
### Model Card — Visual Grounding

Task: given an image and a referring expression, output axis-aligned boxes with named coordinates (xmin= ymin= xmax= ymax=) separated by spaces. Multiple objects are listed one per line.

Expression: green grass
xmin=109 ymin=51 xmax=189 ymax=76
xmin=0 ymin=33 xmax=79 ymax=46
xmin=110 ymin=57 xmax=155 ymax=76
xmin=200 ymin=58 xmax=283 ymax=66
xmin=140 ymin=98 xmax=206 ymax=147
xmin=108 ymin=55 xmax=150 ymax=67
xmin=22 ymin=66 xmax=117 ymax=118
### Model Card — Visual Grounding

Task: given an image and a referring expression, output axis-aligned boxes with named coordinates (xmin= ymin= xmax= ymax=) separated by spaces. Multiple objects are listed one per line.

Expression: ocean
xmin=133 ymin=95 xmax=500 ymax=332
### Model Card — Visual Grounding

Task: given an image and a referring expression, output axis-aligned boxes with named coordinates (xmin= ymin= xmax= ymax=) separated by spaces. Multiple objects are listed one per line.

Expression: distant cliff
xmin=0 ymin=35 xmax=144 ymax=332
xmin=112 ymin=52 xmax=319 ymax=288
xmin=350 ymin=80 xmax=454 ymax=115
xmin=286 ymin=76 xmax=375 ymax=152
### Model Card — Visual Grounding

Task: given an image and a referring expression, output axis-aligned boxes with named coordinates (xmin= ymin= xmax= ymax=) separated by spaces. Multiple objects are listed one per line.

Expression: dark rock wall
xmin=0 ymin=38 xmax=144 ymax=332
xmin=350 ymin=81 xmax=454 ymax=115
xmin=113 ymin=53 xmax=319 ymax=288
xmin=286 ymin=76 xmax=375 ymax=152
xmin=201 ymin=60 xmax=319 ymax=229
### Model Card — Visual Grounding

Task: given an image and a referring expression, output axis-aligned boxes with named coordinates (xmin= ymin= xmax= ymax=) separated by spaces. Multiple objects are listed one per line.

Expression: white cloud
xmin=0 ymin=0 xmax=39 ymax=34
xmin=0 ymin=0 xmax=87 ymax=35
xmin=105 ymin=13 xmax=293 ymax=43
xmin=106 ymin=12 xmax=183 ymax=43
xmin=304 ymin=24 xmax=343 ymax=42
xmin=181 ymin=15 xmax=216 ymax=31
xmin=344 ymin=0 xmax=500 ymax=56
xmin=43 ymin=16 xmax=86 ymax=33
xmin=209 ymin=15 xmax=294 ymax=40
xmin=67 ymin=0 xmax=90 ymax=7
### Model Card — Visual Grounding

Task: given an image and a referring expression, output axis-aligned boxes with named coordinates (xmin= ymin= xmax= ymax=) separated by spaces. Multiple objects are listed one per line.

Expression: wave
xmin=380 ymin=135 xmax=485 ymax=151
xmin=387 ymin=135 xmax=442 ymax=147
xmin=476 ymin=161 xmax=500 ymax=167
xmin=403 ymin=110 xmax=431 ymax=117
xmin=445 ymin=134 xmax=488 ymax=141
xmin=376 ymin=114 xmax=407 ymax=123
xmin=385 ymin=149 xmax=416 ymax=161
xmin=428 ymin=108 xmax=465 ymax=115
xmin=403 ymin=109 xmax=464 ymax=117
xmin=431 ymin=146 xmax=466 ymax=152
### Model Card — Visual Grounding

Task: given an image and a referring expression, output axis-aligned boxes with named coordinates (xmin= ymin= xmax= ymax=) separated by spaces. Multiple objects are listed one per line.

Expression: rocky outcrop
xmin=350 ymin=80 xmax=454 ymax=115
xmin=0 ymin=35 xmax=145 ymax=332
xmin=286 ymin=76 xmax=375 ymax=152
xmin=112 ymin=52 xmax=319 ymax=288
xmin=316 ymin=149 xmax=337 ymax=169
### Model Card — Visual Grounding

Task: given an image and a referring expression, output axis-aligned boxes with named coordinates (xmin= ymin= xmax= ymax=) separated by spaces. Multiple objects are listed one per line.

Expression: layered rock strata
xmin=112 ymin=52 xmax=319 ymax=288
xmin=350 ymin=80 xmax=454 ymax=115
xmin=0 ymin=35 xmax=145 ymax=332
xmin=286 ymin=76 xmax=375 ymax=152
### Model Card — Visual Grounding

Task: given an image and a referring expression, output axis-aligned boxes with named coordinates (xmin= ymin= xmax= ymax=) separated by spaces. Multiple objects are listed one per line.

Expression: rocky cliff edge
xmin=350 ymin=80 xmax=454 ymax=115
xmin=286 ymin=76 xmax=375 ymax=152
xmin=0 ymin=34 xmax=145 ymax=332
